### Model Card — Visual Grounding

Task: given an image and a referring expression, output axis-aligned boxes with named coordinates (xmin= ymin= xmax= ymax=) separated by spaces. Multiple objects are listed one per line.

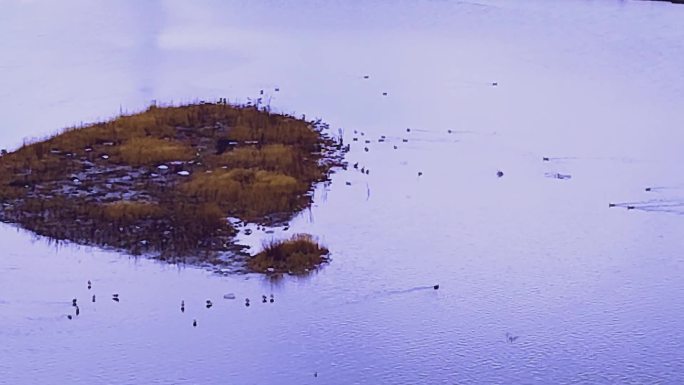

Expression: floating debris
xmin=544 ymin=172 xmax=571 ymax=180
xmin=505 ymin=332 xmax=519 ymax=343
xmin=223 ymin=293 xmax=236 ymax=300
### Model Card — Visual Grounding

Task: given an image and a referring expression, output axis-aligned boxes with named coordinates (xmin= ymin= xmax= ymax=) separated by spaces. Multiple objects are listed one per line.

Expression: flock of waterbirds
xmin=65 ymin=279 xmax=277 ymax=327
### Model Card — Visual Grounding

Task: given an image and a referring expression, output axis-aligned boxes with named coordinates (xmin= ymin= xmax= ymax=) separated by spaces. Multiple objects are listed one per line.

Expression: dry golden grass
xmin=117 ymin=137 xmax=195 ymax=166
xmin=102 ymin=201 xmax=165 ymax=222
xmin=180 ymin=168 xmax=304 ymax=217
xmin=206 ymin=144 xmax=324 ymax=182
xmin=224 ymin=123 xmax=319 ymax=147
xmin=248 ymin=234 xmax=329 ymax=274
xmin=215 ymin=144 xmax=296 ymax=170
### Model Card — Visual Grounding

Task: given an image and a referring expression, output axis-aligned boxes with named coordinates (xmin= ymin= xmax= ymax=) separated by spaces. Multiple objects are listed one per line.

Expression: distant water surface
xmin=1 ymin=1 xmax=684 ymax=384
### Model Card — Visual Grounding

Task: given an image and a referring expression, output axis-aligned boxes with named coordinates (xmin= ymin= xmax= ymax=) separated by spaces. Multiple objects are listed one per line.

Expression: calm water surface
xmin=1 ymin=1 xmax=684 ymax=384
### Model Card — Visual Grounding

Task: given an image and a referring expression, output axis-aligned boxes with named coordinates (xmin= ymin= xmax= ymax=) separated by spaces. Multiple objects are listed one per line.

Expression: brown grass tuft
xmin=102 ymin=201 xmax=165 ymax=223
xmin=179 ymin=168 xmax=305 ymax=217
xmin=117 ymin=137 xmax=195 ymax=166
xmin=248 ymin=234 xmax=329 ymax=274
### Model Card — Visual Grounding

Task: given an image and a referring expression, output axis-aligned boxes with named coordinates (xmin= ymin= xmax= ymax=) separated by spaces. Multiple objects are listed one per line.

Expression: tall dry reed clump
xmin=117 ymin=137 xmax=195 ymax=166
xmin=248 ymin=234 xmax=330 ymax=274
xmin=180 ymin=168 xmax=306 ymax=218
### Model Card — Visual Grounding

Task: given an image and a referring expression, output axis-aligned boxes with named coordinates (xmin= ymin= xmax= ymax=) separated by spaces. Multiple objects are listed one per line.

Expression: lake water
xmin=1 ymin=1 xmax=684 ymax=384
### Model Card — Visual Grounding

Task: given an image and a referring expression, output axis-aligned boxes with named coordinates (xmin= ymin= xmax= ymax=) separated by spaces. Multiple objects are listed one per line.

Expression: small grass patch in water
xmin=249 ymin=234 xmax=330 ymax=274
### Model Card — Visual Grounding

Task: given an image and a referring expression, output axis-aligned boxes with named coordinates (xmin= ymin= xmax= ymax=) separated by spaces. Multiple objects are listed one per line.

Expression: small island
xmin=0 ymin=102 xmax=345 ymax=273
xmin=249 ymin=234 xmax=330 ymax=275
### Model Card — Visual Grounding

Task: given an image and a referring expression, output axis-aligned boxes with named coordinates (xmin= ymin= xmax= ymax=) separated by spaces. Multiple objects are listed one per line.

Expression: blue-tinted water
xmin=1 ymin=1 xmax=684 ymax=383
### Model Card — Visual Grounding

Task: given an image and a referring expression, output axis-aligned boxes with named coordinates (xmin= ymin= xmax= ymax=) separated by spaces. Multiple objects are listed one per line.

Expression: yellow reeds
xmin=180 ymin=168 xmax=304 ymax=217
xmin=117 ymin=137 xmax=195 ymax=166
xmin=102 ymin=201 xmax=165 ymax=223
xmin=248 ymin=234 xmax=329 ymax=273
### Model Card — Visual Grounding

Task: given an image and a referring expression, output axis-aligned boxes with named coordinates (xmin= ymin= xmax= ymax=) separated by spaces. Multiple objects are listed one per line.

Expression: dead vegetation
xmin=248 ymin=234 xmax=330 ymax=274
xmin=118 ymin=137 xmax=195 ymax=166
